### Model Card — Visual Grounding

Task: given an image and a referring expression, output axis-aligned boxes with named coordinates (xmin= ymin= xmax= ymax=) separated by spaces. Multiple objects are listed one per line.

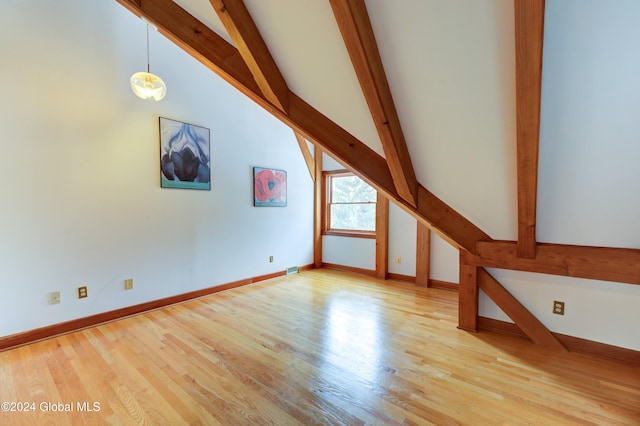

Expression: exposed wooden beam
xmin=329 ymin=0 xmax=418 ymax=207
xmin=470 ymin=241 xmax=640 ymax=286
xmin=114 ymin=0 xmax=491 ymax=255
xmin=209 ymin=0 xmax=289 ymax=112
xmin=417 ymin=186 xmax=491 ymax=254
xmin=515 ymin=0 xmax=545 ymax=258
xmin=416 ymin=223 xmax=431 ymax=287
xmin=115 ymin=0 xmax=262 ymax=104
xmin=294 ymin=132 xmax=315 ymax=181
xmin=478 ymin=268 xmax=566 ymax=351
xmin=458 ymin=252 xmax=479 ymax=332
xmin=376 ymin=195 xmax=389 ymax=280
xmin=314 ymin=148 xmax=323 ymax=268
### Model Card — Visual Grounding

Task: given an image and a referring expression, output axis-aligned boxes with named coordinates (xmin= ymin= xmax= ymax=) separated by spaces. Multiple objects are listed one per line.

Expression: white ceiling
xmin=169 ymin=0 xmax=640 ymax=247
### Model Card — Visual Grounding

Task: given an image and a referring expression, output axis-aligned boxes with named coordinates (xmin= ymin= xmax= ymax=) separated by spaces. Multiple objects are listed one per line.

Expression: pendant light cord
xmin=146 ymin=23 xmax=150 ymax=74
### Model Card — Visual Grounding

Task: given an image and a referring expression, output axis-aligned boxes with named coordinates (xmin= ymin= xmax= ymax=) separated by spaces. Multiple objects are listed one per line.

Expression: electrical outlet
xmin=395 ymin=257 xmax=401 ymax=265
xmin=553 ymin=300 xmax=565 ymax=315
xmin=50 ymin=291 xmax=61 ymax=304
xmin=124 ymin=278 xmax=134 ymax=290
xmin=78 ymin=286 xmax=88 ymax=299
xmin=269 ymin=256 xmax=274 ymax=263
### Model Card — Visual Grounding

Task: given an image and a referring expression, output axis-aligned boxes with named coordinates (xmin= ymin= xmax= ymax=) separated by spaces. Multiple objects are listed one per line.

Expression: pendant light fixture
xmin=130 ymin=18 xmax=166 ymax=101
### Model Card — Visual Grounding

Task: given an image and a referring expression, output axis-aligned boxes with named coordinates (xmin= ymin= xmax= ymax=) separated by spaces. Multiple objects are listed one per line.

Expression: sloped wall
xmin=0 ymin=0 xmax=313 ymax=337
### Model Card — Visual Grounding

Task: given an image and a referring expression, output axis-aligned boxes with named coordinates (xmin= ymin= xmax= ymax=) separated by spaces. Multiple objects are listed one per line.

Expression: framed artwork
xmin=253 ymin=167 xmax=287 ymax=207
xmin=159 ymin=117 xmax=211 ymax=190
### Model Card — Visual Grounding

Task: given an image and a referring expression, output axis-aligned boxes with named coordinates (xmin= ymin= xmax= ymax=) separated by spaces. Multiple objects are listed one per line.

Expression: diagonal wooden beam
xmin=329 ymin=0 xmax=418 ymax=207
xmin=417 ymin=186 xmax=490 ymax=253
xmin=209 ymin=0 xmax=289 ymax=112
xmin=114 ymin=0 xmax=491 ymax=254
xmin=477 ymin=268 xmax=566 ymax=351
xmin=294 ymin=132 xmax=315 ymax=181
xmin=515 ymin=0 xmax=545 ymax=259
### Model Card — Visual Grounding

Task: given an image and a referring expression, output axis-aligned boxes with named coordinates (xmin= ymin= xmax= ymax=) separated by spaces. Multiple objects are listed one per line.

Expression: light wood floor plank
xmin=0 ymin=269 xmax=638 ymax=425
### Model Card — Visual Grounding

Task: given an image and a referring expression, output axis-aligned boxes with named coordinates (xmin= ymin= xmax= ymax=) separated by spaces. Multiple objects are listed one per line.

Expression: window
xmin=323 ymin=171 xmax=377 ymax=238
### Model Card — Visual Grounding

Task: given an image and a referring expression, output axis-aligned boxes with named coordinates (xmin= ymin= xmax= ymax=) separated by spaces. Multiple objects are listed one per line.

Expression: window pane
xmin=330 ymin=204 xmax=375 ymax=231
xmin=331 ymin=176 xmax=376 ymax=203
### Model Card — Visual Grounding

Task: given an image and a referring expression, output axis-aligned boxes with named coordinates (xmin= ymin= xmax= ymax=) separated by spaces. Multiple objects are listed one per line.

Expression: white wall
xmin=0 ymin=0 xmax=313 ymax=337
xmin=479 ymin=0 xmax=640 ymax=351
xmin=430 ymin=233 xmax=459 ymax=284
xmin=388 ymin=203 xmax=416 ymax=276
xmin=322 ymin=236 xmax=375 ymax=271
xmin=537 ymin=0 xmax=640 ymax=248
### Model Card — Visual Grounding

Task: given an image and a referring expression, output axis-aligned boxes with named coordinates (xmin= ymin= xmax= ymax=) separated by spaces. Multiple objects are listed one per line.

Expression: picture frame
xmin=253 ymin=167 xmax=287 ymax=207
xmin=159 ymin=117 xmax=211 ymax=190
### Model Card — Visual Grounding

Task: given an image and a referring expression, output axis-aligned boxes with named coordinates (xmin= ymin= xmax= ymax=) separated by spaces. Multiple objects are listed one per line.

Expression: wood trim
xmin=477 ymin=268 xmax=566 ymax=351
xmin=555 ymin=333 xmax=640 ymax=366
xmin=321 ymin=169 xmax=377 ymax=239
xmin=329 ymin=0 xmax=417 ymax=206
xmin=294 ymin=132 xmax=315 ymax=181
xmin=387 ymin=272 xmax=414 ymax=283
xmin=376 ymin=195 xmax=389 ymax=280
xmin=429 ymin=280 xmax=458 ymax=292
xmin=323 ymin=230 xmax=376 ymax=239
xmin=298 ymin=263 xmax=315 ymax=273
xmin=515 ymin=0 xmax=545 ymax=259
xmin=209 ymin=0 xmax=289 ymax=112
xmin=0 ymin=266 xmax=313 ymax=352
xmin=416 ymin=223 xmax=431 ymax=287
xmin=478 ymin=316 xmax=526 ymax=337
xmin=471 ymin=241 xmax=640 ymax=286
xmin=314 ymin=147 xmax=323 ymax=268
xmin=458 ymin=253 xmax=479 ymax=332
xmin=321 ymin=262 xmax=376 ymax=277
xmin=478 ymin=317 xmax=640 ymax=366
xmin=385 ymin=275 xmax=459 ymax=292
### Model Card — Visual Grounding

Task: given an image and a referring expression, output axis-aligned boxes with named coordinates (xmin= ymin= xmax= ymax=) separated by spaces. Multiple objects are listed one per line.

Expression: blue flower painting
xmin=159 ymin=117 xmax=211 ymax=190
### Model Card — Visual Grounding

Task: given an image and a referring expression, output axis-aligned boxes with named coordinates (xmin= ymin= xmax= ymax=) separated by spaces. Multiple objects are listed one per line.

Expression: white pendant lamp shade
xmin=130 ymin=71 xmax=166 ymax=101
xmin=131 ymin=20 xmax=166 ymax=101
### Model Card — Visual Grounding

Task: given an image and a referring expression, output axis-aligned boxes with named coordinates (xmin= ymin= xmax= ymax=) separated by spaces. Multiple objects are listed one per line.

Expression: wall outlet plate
xmin=553 ymin=300 xmax=565 ymax=315
xmin=50 ymin=291 xmax=61 ymax=304
xmin=78 ymin=286 xmax=88 ymax=299
xmin=124 ymin=279 xmax=134 ymax=290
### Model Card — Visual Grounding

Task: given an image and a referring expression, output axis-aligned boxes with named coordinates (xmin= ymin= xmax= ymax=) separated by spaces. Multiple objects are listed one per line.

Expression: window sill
xmin=323 ymin=230 xmax=376 ymax=239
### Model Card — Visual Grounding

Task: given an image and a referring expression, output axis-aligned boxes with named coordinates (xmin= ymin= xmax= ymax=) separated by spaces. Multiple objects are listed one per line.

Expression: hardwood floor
xmin=1 ymin=269 xmax=638 ymax=425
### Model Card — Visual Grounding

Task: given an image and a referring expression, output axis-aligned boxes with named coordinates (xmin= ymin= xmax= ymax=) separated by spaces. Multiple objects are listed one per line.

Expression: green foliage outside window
xmin=329 ymin=174 xmax=376 ymax=231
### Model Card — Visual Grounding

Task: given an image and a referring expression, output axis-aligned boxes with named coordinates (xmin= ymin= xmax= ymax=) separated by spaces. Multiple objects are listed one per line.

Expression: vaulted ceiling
xmin=115 ymin=0 xmax=640 ymax=294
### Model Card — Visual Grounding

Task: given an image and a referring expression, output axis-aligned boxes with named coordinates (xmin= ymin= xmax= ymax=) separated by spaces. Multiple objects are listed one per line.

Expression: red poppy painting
xmin=253 ymin=167 xmax=287 ymax=207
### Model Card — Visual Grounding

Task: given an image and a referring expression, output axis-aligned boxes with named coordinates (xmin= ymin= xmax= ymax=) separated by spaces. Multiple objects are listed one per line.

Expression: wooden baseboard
xmin=387 ymin=274 xmax=459 ymax=292
xmin=429 ymin=279 xmax=458 ymax=291
xmin=0 ymin=265 xmax=314 ymax=352
xmin=478 ymin=317 xmax=640 ymax=365
xmin=321 ymin=262 xmax=376 ymax=277
xmin=298 ymin=263 xmax=315 ymax=272
xmin=387 ymin=272 xmax=414 ymax=283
